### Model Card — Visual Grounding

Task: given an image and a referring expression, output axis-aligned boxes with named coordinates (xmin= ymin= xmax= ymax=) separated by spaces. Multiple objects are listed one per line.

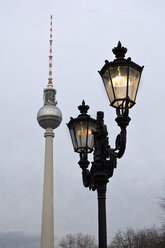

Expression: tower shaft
xmin=41 ymin=127 xmax=54 ymax=248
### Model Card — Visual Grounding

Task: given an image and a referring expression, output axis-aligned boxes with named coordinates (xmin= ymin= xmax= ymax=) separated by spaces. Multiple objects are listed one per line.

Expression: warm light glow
xmin=111 ymin=66 xmax=129 ymax=88
xmin=76 ymin=129 xmax=92 ymax=135
xmin=112 ymin=76 xmax=127 ymax=87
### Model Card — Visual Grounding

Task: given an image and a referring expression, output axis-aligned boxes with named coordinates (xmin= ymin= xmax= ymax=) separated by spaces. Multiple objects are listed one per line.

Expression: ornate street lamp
xmin=67 ymin=100 xmax=96 ymax=154
xmin=67 ymin=42 xmax=143 ymax=248
xmin=99 ymin=41 xmax=143 ymax=116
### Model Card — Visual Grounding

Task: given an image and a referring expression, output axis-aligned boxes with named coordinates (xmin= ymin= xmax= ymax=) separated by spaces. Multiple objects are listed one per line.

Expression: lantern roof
xmin=98 ymin=41 xmax=144 ymax=76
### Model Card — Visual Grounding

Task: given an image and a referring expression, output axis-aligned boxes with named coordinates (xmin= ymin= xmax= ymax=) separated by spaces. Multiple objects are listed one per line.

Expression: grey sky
xmin=0 ymin=0 xmax=165 ymax=247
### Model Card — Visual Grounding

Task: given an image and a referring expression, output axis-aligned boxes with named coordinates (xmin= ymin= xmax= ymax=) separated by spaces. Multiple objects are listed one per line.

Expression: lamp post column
xmin=41 ymin=127 xmax=54 ymax=248
xmin=97 ymin=182 xmax=107 ymax=248
xmin=93 ymin=112 xmax=109 ymax=248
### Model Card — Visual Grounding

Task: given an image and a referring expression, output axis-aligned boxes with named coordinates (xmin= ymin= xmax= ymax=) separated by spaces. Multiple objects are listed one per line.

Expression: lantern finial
xmin=112 ymin=41 xmax=127 ymax=59
xmin=78 ymin=100 xmax=89 ymax=115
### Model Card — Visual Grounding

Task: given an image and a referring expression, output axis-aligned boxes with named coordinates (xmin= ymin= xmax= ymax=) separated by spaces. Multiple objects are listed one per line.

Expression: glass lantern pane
xmin=110 ymin=66 xmax=128 ymax=108
xmin=74 ymin=120 xmax=95 ymax=153
xmin=87 ymin=121 xmax=96 ymax=150
xmin=74 ymin=120 xmax=88 ymax=152
xmin=102 ymin=70 xmax=115 ymax=104
xmin=128 ymin=66 xmax=141 ymax=104
xmin=68 ymin=123 xmax=78 ymax=151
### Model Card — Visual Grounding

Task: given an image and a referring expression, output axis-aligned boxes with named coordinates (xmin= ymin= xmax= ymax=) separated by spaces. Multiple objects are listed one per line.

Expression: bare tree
xmin=159 ymin=193 xmax=165 ymax=243
xmin=59 ymin=233 xmax=97 ymax=248
xmin=108 ymin=227 xmax=164 ymax=248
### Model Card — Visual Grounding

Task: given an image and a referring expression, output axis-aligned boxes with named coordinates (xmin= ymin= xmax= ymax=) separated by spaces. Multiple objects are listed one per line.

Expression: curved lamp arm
xmin=112 ymin=110 xmax=131 ymax=158
xmin=78 ymin=153 xmax=91 ymax=188
xmin=112 ymin=126 xmax=127 ymax=159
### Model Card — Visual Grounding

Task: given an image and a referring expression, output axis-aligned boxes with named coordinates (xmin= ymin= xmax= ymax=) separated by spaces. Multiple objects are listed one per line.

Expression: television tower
xmin=37 ymin=15 xmax=62 ymax=248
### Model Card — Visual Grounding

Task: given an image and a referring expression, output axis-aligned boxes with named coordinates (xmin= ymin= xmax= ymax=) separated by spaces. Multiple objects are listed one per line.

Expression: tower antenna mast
xmin=48 ymin=15 xmax=53 ymax=86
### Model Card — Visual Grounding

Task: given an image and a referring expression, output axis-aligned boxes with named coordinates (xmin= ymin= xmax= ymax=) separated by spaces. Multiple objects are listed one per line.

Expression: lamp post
xmin=67 ymin=42 xmax=143 ymax=248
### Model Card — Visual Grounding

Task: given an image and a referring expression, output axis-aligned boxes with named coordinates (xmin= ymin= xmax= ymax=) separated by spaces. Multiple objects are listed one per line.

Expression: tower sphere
xmin=37 ymin=104 xmax=62 ymax=129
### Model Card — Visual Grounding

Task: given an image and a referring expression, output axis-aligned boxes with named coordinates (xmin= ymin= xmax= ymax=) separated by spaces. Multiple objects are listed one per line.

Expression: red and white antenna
xmin=48 ymin=15 xmax=53 ymax=86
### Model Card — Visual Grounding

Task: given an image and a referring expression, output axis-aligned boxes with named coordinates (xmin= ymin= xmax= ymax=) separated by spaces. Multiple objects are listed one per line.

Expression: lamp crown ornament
xmin=112 ymin=41 xmax=127 ymax=59
xmin=78 ymin=100 xmax=89 ymax=116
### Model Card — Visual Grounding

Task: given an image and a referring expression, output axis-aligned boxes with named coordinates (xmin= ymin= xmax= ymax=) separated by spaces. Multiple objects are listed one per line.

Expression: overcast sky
xmin=0 ymin=0 xmax=165 ymax=247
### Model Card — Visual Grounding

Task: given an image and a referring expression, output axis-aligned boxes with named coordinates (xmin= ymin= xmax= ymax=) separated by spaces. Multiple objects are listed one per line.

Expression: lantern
xmin=99 ymin=41 xmax=144 ymax=110
xmin=67 ymin=101 xmax=96 ymax=153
